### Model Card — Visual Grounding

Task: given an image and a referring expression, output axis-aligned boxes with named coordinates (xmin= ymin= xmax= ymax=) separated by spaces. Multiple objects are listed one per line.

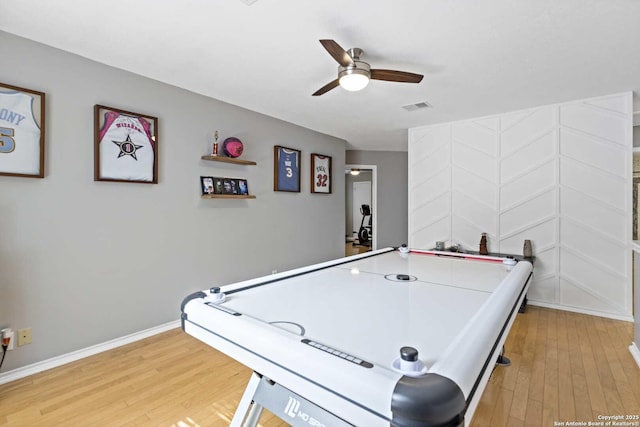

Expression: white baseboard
xmin=630 ymin=342 xmax=640 ymax=369
xmin=0 ymin=320 xmax=180 ymax=385
xmin=527 ymin=300 xmax=634 ymax=322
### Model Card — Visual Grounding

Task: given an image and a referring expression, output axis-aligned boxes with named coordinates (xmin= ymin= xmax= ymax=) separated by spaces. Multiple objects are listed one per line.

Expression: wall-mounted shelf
xmin=201 ymin=155 xmax=256 ymax=165
xmin=201 ymin=194 xmax=256 ymax=199
xmin=200 ymin=154 xmax=255 ymax=199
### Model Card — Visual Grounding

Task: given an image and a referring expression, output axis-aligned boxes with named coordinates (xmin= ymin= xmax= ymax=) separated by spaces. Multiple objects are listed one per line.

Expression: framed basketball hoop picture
xmin=274 ymin=145 xmax=301 ymax=192
xmin=310 ymin=153 xmax=332 ymax=194
xmin=94 ymin=104 xmax=158 ymax=184
xmin=0 ymin=82 xmax=45 ymax=178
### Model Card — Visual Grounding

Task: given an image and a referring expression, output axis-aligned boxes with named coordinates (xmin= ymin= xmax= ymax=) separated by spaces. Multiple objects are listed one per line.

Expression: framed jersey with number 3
xmin=310 ymin=153 xmax=332 ymax=194
xmin=274 ymin=145 xmax=301 ymax=192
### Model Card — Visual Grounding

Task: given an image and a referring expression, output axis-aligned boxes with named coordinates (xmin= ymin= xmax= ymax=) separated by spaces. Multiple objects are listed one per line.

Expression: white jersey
xmin=98 ymin=111 xmax=155 ymax=182
xmin=312 ymin=154 xmax=331 ymax=193
xmin=0 ymin=91 xmax=41 ymax=175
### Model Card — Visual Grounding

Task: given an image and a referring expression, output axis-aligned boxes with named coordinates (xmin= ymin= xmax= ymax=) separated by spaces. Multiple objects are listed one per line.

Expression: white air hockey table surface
xmin=181 ymin=247 xmax=533 ymax=427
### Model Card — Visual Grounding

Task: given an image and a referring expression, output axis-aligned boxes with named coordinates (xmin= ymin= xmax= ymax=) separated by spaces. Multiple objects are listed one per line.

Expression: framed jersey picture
xmin=94 ymin=105 xmax=158 ymax=184
xmin=310 ymin=153 xmax=332 ymax=194
xmin=0 ymin=82 xmax=45 ymax=178
xmin=274 ymin=145 xmax=301 ymax=192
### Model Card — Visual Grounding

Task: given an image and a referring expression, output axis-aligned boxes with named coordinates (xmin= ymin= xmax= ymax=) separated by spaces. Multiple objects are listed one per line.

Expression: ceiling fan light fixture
xmin=339 ymin=73 xmax=369 ymax=91
xmin=339 ymin=63 xmax=370 ymax=92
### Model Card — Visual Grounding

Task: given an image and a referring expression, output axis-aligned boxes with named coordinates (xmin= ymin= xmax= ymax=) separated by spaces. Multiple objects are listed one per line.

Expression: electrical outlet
xmin=17 ymin=328 xmax=32 ymax=346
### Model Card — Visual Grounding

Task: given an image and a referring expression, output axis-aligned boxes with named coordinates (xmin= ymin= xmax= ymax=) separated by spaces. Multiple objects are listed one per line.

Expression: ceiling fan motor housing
xmin=338 ymin=60 xmax=371 ymax=80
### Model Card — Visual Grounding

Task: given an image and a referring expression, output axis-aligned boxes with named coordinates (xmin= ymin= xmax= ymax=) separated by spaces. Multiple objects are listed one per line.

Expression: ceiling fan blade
xmin=312 ymin=79 xmax=340 ymax=96
xmin=319 ymin=39 xmax=353 ymax=67
xmin=370 ymin=69 xmax=424 ymax=83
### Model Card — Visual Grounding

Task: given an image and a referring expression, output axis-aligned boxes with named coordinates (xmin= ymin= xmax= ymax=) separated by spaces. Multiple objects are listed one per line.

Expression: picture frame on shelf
xmin=230 ymin=178 xmax=239 ymax=195
xmin=0 ymin=82 xmax=45 ymax=178
xmin=94 ymin=104 xmax=158 ymax=184
xmin=222 ymin=178 xmax=234 ymax=194
xmin=274 ymin=145 xmax=301 ymax=192
xmin=238 ymin=179 xmax=249 ymax=195
xmin=310 ymin=153 xmax=332 ymax=194
xmin=213 ymin=177 xmax=223 ymax=194
xmin=200 ymin=176 xmax=214 ymax=195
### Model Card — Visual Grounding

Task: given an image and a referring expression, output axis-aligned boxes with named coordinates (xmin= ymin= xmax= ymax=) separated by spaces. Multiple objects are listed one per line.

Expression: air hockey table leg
xmin=242 ymin=404 xmax=264 ymax=427
xmin=230 ymin=372 xmax=264 ymax=427
xmin=496 ymin=345 xmax=511 ymax=367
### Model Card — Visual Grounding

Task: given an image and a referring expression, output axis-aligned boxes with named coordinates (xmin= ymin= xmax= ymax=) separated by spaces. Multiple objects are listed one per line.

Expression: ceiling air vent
xmin=402 ymin=101 xmax=432 ymax=112
xmin=239 ymin=0 xmax=259 ymax=4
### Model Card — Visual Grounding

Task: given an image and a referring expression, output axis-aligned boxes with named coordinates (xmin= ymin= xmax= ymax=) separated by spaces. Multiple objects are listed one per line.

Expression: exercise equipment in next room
xmin=357 ymin=204 xmax=372 ymax=246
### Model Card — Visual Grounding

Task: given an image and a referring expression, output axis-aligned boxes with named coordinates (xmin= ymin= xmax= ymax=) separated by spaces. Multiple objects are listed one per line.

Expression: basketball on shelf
xmin=222 ymin=137 xmax=244 ymax=158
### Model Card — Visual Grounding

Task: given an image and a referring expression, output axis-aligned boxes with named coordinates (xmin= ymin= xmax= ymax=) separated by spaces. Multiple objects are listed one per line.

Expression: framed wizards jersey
xmin=94 ymin=104 xmax=158 ymax=184
xmin=274 ymin=145 xmax=301 ymax=192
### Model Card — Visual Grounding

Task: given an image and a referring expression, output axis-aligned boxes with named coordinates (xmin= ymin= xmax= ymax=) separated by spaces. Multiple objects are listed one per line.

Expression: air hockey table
xmin=181 ymin=247 xmax=533 ymax=427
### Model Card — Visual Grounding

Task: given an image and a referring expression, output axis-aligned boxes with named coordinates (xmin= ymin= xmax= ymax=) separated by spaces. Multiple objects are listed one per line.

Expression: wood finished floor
xmin=345 ymin=241 xmax=371 ymax=257
xmin=0 ymin=306 xmax=638 ymax=426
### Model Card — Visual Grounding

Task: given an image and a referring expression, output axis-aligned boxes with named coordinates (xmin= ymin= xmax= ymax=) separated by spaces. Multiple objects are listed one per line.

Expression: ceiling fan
xmin=312 ymin=39 xmax=424 ymax=96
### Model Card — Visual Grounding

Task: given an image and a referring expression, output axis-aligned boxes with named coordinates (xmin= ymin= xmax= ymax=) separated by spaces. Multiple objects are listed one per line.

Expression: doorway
xmin=345 ymin=164 xmax=377 ymax=256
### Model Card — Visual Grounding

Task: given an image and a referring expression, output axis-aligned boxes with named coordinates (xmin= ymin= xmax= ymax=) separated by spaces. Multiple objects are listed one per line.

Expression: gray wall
xmin=345 ymin=151 xmax=408 ymax=248
xmin=0 ymin=32 xmax=346 ymax=371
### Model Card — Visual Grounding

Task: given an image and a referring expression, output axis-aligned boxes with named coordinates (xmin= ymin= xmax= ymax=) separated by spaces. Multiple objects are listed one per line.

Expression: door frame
xmin=345 ymin=164 xmax=377 ymax=250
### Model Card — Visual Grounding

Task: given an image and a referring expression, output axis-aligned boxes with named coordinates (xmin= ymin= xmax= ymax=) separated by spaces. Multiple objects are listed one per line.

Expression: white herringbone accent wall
xmin=408 ymin=93 xmax=633 ymax=319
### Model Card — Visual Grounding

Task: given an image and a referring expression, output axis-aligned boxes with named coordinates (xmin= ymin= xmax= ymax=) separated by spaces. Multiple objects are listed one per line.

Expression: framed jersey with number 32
xmin=310 ymin=153 xmax=331 ymax=194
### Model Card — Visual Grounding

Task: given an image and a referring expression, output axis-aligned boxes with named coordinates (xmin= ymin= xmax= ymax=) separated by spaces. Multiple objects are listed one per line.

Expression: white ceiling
xmin=1 ymin=0 xmax=639 ymax=151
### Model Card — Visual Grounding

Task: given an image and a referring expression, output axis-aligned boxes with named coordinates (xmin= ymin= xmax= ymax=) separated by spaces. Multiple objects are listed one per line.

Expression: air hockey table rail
xmin=181 ymin=247 xmax=533 ymax=426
